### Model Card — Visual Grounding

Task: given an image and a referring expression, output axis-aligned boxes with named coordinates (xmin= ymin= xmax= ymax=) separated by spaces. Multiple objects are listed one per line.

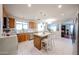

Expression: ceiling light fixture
xmin=58 ymin=5 xmax=62 ymax=8
xmin=28 ymin=4 xmax=31 ymax=7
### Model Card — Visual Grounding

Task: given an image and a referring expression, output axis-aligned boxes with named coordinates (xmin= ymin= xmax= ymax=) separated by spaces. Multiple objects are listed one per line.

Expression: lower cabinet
xmin=17 ymin=33 xmax=30 ymax=42
xmin=34 ymin=35 xmax=41 ymax=50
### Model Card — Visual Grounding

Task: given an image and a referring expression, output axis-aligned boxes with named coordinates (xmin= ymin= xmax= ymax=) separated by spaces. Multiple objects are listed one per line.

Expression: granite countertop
xmin=34 ymin=32 xmax=51 ymax=37
xmin=16 ymin=29 xmax=38 ymax=34
xmin=0 ymin=35 xmax=17 ymax=39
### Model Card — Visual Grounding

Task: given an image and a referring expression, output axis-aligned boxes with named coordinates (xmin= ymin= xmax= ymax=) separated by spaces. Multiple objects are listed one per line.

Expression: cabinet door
xmin=17 ymin=33 xmax=30 ymax=42
xmin=22 ymin=33 xmax=26 ymax=41
xmin=34 ymin=36 xmax=41 ymax=50
xmin=29 ymin=21 xmax=36 ymax=29
xmin=17 ymin=34 xmax=21 ymax=42
xmin=26 ymin=34 xmax=30 ymax=40
xmin=9 ymin=17 xmax=15 ymax=28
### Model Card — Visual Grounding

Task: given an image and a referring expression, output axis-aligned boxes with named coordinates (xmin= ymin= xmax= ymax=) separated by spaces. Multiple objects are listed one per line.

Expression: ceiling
xmin=5 ymin=4 xmax=79 ymax=22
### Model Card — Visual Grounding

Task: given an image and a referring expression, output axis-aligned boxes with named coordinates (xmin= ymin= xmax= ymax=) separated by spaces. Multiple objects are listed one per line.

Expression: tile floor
xmin=17 ymin=38 xmax=73 ymax=55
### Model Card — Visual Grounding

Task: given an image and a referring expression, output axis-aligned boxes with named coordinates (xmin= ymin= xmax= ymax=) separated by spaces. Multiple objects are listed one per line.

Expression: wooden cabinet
xmin=3 ymin=17 xmax=15 ymax=29
xmin=34 ymin=32 xmax=49 ymax=50
xmin=34 ymin=35 xmax=41 ymax=50
xmin=3 ymin=5 xmax=15 ymax=28
xmin=9 ymin=17 xmax=15 ymax=28
xmin=29 ymin=21 xmax=36 ymax=29
xmin=17 ymin=33 xmax=30 ymax=42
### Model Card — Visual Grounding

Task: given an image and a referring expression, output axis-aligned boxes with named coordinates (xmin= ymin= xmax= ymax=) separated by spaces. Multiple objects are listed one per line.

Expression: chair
xmin=53 ymin=31 xmax=61 ymax=40
xmin=41 ymin=33 xmax=54 ymax=51
xmin=41 ymin=38 xmax=48 ymax=51
xmin=47 ymin=33 xmax=55 ymax=51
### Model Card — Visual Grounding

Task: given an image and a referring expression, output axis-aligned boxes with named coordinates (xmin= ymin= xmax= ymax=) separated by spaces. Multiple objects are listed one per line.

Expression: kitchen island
xmin=33 ymin=32 xmax=51 ymax=50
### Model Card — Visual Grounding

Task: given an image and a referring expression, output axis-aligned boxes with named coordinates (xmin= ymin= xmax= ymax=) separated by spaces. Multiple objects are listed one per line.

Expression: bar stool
xmin=41 ymin=33 xmax=54 ymax=51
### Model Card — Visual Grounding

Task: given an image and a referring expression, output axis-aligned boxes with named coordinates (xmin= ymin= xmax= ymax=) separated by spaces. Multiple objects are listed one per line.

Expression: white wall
xmin=0 ymin=4 xmax=3 ymax=36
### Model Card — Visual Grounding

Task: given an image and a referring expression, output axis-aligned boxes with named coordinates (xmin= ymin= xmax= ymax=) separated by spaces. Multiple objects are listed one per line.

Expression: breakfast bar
xmin=33 ymin=32 xmax=51 ymax=50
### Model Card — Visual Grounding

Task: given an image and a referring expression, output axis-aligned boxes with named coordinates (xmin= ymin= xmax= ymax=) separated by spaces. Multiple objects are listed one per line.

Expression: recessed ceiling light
xmin=28 ymin=4 xmax=31 ymax=7
xmin=58 ymin=5 xmax=62 ymax=8
xmin=61 ymin=13 xmax=64 ymax=16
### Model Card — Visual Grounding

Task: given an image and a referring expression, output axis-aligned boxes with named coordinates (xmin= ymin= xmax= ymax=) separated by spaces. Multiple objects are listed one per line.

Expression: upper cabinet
xmin=8 ymin=17 xmax=15 ymax=28
xmin=29 ymin=20 xmax=36 ymax=29
xmin=3 ymin=5 xmax=15 ymax=28
xmin=3 ymin=16 xmax=15 ymax=29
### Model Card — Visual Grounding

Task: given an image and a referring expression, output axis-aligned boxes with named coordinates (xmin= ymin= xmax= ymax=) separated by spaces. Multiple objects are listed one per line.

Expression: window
xmin=48 ymin=24 xmax=58 ymax=32
xmin=37 ymin=22 xmax=45 ymax=31
xmin=16 ymin=22 xmax=22 ymax=30
xmin=23 ymin=23 xmax=28 ymax=30
xmin=16 ymin=21 xmax=28 ymax=33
